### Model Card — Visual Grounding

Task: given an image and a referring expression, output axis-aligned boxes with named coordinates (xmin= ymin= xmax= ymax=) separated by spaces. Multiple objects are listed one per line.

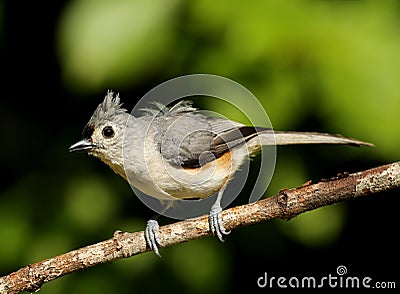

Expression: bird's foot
xmin=209 ymin=203 xmax=230 ymax=242
xmin=145 ymin=219 xmax=161 ymax=257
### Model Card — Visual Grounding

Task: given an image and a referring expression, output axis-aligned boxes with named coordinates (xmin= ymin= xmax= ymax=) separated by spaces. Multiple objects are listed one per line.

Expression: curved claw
xmin=145 ymin=219 xmax=161 ymax=257
xmin=209 ymin=203 xmax=230 ymax=242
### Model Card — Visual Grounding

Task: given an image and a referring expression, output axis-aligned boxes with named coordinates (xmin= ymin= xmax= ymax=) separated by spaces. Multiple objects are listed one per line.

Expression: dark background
xmin=1 ymin=0 xmax=399 ymax=292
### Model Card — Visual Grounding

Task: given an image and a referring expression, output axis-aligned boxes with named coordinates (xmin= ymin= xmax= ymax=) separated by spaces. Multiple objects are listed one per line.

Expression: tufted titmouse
xmin=69 ymin=91 xmax=372 ymax=256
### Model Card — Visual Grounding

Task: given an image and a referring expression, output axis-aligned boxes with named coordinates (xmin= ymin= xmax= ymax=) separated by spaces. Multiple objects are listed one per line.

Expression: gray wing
xmin=156 ymin=112 xmax=215 ymax=167
xmin=149 ymin=101 xmax=372 ymax=168
xmin=152 ymin=102 xmax=261 ymax=168
xmin=152 ymin=101 xmax=215 ymax=167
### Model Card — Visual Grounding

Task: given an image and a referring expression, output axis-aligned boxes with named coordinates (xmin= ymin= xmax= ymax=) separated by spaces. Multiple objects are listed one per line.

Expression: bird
xmin=69 ymin=91 xmax=373 ymax=256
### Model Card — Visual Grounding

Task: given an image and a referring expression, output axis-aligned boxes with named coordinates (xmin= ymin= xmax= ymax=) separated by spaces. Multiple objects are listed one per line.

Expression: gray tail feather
xmin=257 ymin=131 xmax=374 ymax=147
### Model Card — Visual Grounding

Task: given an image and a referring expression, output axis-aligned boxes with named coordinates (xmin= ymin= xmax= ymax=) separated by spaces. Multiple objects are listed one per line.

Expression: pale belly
xmin=127 ymin=151 xmax=233 ymax=200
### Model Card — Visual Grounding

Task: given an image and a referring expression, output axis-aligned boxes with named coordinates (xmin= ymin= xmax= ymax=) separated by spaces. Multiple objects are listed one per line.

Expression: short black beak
xmin=69 ymin=139 xmax=96 ymax=152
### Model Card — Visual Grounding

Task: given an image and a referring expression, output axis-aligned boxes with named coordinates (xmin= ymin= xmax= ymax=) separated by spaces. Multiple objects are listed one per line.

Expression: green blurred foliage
xmin=57 ymin=0 xmax=180 ymax=91
xmin=63 ymin=176 xmax=120 ymax=231
xmin=279 ymin=204 xmax=346 ymax=248
xmin=2 ymin=0 xmax=400 ymax=293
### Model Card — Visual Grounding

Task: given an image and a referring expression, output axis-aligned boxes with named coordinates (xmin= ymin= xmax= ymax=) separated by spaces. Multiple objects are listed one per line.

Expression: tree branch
xmin=1 ymin=161 xmax=399 ymax=294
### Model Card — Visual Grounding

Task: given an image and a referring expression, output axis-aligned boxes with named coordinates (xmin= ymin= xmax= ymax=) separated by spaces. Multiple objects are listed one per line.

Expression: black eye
xmin=102 ymin=126 xmax=115 ymax=138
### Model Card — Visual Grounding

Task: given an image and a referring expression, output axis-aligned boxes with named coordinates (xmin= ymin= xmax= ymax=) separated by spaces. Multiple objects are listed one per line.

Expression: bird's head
xmin=69 ymin=91 xmax=129 ymax=171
